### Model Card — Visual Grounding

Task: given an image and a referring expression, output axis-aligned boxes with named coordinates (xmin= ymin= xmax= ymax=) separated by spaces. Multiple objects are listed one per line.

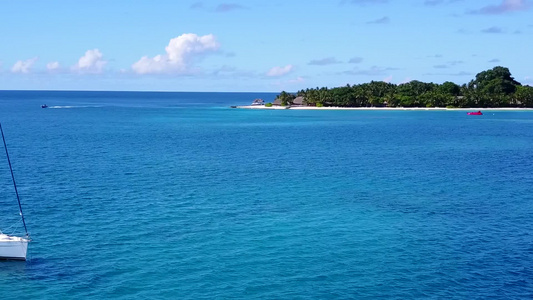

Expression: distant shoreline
xmin=234 ymin=105 xmax=533 ymax=111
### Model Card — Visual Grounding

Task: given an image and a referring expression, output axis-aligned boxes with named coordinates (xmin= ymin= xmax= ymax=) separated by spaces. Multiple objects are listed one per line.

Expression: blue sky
xmin=1 ymin=0 xmax=532 ymax=92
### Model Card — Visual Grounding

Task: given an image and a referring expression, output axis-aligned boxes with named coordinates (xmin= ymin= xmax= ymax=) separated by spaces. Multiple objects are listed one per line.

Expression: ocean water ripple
xmin=1 ymin=91 xmax=533 ymax=299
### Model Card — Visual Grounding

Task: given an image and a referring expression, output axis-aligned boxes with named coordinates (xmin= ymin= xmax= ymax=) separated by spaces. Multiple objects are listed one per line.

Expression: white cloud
xmin=400 ymin=77 xmax=413 ymax=84
xmin=470 ymin=0 xmax=530 ymax=14
xmin=11 ymin=57 xmax=38 ymax=73
xmin=132 ymin=33 xmax=220 ymax=75
xmin=367 ymin=16 xmax=390 ymax=24
xmin=73 ymin=49 xmax=106 ymax=73
xmin=47 ymin=61 xmax=60 ymax=71
xmin=266 ymin=65 xmax=293 ymax=77
xmin=215 ymin=3 xmax=245 ymax=12
xmin=308 ymin=57 xmax=341 ymax=66
xmin=288 ymin=76 xmax=305 ymax=84
xmin=349 ymin=57 xmax=363 ymax=64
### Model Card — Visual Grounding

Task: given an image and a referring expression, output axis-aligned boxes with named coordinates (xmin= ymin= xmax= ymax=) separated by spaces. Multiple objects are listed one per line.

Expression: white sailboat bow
xmin=0 ymin=122 xmax=30 ymax=261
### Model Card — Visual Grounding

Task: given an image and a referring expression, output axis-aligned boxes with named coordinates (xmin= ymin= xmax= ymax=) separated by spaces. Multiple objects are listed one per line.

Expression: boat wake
xmin=47 ymin=105 xmax=100 ymax=109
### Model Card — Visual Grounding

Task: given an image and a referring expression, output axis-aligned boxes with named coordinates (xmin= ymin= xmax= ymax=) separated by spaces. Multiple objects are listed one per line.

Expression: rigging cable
xmin=0 ymin=122 xmax=29 ymax=237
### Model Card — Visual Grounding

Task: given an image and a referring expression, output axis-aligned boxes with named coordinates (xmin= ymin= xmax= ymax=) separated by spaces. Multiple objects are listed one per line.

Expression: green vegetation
xmin=274 ymin=66 xmax=533 ymax=108
xmin=265 ymin=102 xmax=273 ymax=107
xmin=277 ymin=91 xmax=293 ymax=106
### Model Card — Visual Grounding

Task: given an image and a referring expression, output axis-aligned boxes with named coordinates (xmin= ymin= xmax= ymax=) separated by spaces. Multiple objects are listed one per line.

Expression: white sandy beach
xmin=235 ymin=105 xmax=533 ymax=111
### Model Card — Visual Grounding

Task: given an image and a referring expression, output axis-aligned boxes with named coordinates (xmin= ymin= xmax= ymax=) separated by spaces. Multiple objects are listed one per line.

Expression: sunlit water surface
xmin=1 ymin=91 xmax=532 ymax=299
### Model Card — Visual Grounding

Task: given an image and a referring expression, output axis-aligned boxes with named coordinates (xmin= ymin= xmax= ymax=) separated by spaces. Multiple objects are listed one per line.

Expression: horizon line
xmin=0 ymin=89 xmax=280 ymax=94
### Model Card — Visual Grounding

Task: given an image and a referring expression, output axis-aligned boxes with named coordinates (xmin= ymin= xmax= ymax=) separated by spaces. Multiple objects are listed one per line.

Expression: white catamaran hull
xmin=0 ymin=234 xmax=29 ymax=260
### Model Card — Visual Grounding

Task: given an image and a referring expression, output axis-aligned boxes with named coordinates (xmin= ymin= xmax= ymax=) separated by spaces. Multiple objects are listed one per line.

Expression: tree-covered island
xmin=274 ymin=66 xmax=533 ymax=108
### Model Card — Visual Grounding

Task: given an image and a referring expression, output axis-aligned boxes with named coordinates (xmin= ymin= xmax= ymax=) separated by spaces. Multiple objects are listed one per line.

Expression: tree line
xmin=275 ymin=66 xmax=533 ymax=108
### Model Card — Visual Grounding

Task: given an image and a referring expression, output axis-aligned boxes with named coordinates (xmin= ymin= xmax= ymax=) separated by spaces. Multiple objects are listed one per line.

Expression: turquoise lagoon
xmin=1 ymin=91 xmax=532 ymax=299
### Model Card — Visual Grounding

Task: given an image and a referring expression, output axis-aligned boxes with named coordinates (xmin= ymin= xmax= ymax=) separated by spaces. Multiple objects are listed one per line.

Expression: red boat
xmin=467 ymin=111 xmax=483 ymax=115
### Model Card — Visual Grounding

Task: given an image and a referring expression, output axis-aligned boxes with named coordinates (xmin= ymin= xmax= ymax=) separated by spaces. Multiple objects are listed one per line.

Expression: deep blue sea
xmin=1 ymin=91 xmax=533 ymax=299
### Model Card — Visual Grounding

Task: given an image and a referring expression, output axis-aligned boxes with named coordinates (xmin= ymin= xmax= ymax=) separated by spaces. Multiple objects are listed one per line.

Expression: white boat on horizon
xmin=251 ymin=98 xmax=265 ymax=105
xmin=0 ymin=122 xmax=30 ymax=261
